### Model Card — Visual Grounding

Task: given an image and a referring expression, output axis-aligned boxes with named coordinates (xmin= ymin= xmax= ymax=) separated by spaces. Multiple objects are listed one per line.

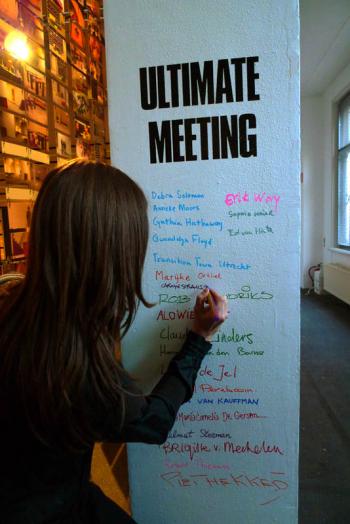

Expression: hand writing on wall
xmin=192 ymin=288 xmax=228 ymax=341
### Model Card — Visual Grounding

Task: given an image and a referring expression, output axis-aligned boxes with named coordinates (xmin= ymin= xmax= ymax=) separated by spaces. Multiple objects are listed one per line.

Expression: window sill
xmin=329 ymin=247 xmax=350 ymax=256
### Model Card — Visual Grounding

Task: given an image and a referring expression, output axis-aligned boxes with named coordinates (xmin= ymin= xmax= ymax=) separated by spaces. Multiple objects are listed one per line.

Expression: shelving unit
xmin=0 ymin=0 xmax=110 ymax=271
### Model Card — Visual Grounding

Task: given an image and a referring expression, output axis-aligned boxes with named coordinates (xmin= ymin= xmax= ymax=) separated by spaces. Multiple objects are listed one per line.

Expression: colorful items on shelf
xmin=24 ymin=66 xmax=46 ymax=97
xmin=19 ymin=4 xmax=44 ymax=45
xmin=0 ymin=0 xmax=18 ymax=23
xmin=48 ymin=27 xmax=66 ymax=61
xmin=0 ymin=51 xmax=23 ymax=85
xmin=0 ymin=0 xmax=109 ymax=262
xmin=70 ymin=0 xmax=85 ymax=48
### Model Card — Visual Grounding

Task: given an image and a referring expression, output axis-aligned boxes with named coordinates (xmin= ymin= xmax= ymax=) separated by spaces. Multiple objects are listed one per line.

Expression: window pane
xmin=338 ymin=94 xmax=350 ymax=149
xmin=337 ymin=146 xmax=350 ymax=247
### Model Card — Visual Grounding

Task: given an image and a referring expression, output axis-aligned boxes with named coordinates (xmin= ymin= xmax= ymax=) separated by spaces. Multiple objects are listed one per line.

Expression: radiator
xmin=324 ymin=263 xmax=350 ymax=305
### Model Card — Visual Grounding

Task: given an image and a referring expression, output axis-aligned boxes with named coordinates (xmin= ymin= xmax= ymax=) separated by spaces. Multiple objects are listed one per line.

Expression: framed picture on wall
xmin=4 ymin=157 xmax=31 ymax=182
xmin=0 ymin=81 xmax=25 ymax=114
xmin=0 ymin=110 xmax=28 ymax=144
xmin=28 ymin=121 xmax=48 ymax=152
xmin=50 ymin=55 xmax=68 ymax=85
xmin=86 ymin=0 xmax=100 ymax=17
xmin=26 ymin=41 xmax=46 ymax=73
xmin=0 ymin=0 xmax=19 ymax=22
xmin=52 ymin=79 xmax=68 ymax=109
xmin=24 ymin=65 xmax=46 ymax=98
xmin=48 ymin=27 xmax=67 ymax=61
xmin=10 ymin=230 xmax=28 ymax=259
xmin=19 ymin=3 xmax=44 ymax=45
xmin=71 ymin=46 xmax=87 ymax=74
xmin=72 ymin=68 xmax=88 ymax=93
xmin=32 ymin=162 xmax=49 ymax=185
xmin=92 ymin=100 xmax=104 ymax=123
xmin=54 ymin=106 xmax=70 ymax=134
xmin=76 ymin=137 xmax=91 ymax=159
xmin=73 ymin=90 xmax=89 ymax=118
xmin=22 ymin=95 xmax=48 ymax=126
xmin=20 ymin=0 xmax=42 ymax=15
xmin=47 ymin=0 xmax=65 ymax=36
xmin=7 ymin=201 xmax=32 ymax=259
xmin=88 ymin=17 xmax=103 ymax=63
xmin=0 ymin=32 xmax=24 ymax=86
xmin=75 ymin=119 xmax=91 ymax=159
xmin=70 ymin=0 xmax=85 ymax=48
xmin=56 ymin=131 xmax=71 ymax=157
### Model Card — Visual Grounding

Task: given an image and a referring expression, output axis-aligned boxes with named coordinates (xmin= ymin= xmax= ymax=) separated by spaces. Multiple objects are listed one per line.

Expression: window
xmin=337 ymin=93 xmax=350 ymax=249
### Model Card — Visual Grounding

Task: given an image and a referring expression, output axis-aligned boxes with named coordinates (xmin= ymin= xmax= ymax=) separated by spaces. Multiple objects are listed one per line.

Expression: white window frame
xmin=336 ymin=92 xmax=350 ymax=250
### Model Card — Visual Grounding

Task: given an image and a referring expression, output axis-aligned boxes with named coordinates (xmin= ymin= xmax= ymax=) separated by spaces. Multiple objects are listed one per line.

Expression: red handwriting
xmin=157 ymin=309 xmax=195 ymax=320
xmin=162 ymin=442 xmax=212 ymax=461
xmin=195 ymin=384 xmax=253 ymax=394
xmin=155 ymin=270 xmax=191 ymax=282
xmin=199 ymin=364 xmax=237 ymax=382
xmin=225 ymin=411 xmax=267 ymax=421
xmin=260 ymin=495 xmax=281 ymax=506
xmin=164 ymin=461 xmax=189 ymax=469
xmin=223 ymin=440 xmax=284 ymax=455
xmin=162 ymin=440 xmax=284 ymax=460
xmin=160 ymin=471 xmax=289 ymax=492
xmin=194 ymin=460 xmax=230 ymax=471
xmin=197 ymin=271 xmax=222 ymax=280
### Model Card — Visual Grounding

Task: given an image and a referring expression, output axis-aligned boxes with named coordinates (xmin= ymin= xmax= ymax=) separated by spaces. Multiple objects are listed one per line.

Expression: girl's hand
xmin=191 ymin=287 xmax=228 ymax=341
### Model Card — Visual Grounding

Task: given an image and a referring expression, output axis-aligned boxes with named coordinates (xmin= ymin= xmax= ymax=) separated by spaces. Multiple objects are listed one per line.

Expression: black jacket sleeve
xmin=95 ymin=331 xmax=212 ymax=444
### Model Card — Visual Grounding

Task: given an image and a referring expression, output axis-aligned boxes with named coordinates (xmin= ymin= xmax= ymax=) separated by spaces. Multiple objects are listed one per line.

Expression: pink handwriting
xmin=225 ymin=191 xmax=281 ymax=212
xmin=160 ymin=471 xmax=289 ymax=493
xmin=199 ymin=364 xmax=237 ymax=382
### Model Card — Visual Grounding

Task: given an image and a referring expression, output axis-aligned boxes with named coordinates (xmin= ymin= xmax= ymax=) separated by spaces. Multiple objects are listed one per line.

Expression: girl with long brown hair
xmin=0 ymin=160 xmax=228 ymax=523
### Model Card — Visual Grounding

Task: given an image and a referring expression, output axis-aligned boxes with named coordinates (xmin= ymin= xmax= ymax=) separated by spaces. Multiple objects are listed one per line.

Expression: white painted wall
xmin=301 ymin=96 xmax=324 ymax=288
xmin=104 ymin=1 xmax=300 ymax=523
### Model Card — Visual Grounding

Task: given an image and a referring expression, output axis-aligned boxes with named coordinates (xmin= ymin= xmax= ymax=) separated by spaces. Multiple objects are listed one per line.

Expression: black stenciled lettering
xmin=172 ymin=120 xmax=185 ymax=162
xmin=139 ymin=67 xmax=157 ymax=110
xmin=220 ymin=115 xmax=238 ymax=158
xmin=216 ymin=59 xmax=233 ymax=103
xmin=157 ymin=66 xmax=170 ymax=108
xmin=239 ymin=114 xmax=257 ymax=157
xmin=211 ymin=116 xmax=220 ymax=159
xmin=196 ymin=117 xmax=210 ymax=160
xmin=247 ymin=56 xmax=260 ymax=101
xmin=184 ymin=118 xmax=197 ymax=161
xmin=166 ymin=64 xmax=181 ymax=107
xmin=148 ymin=113 xmax=257 ymax=163
xmin=141 ymin=57 xmax=260 ymax=110
xmin=230 ymin=58 xmax=245 ymax=101
xmin=181 ymin=63 xmax=191 ymax=106
xmin=149 ymin=121 xmax=172 ymax=163
xmin=190 ymin=61 xmax=214 ymax=105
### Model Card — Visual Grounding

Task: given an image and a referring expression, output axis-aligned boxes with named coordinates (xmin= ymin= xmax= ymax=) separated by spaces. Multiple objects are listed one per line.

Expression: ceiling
xmin=300 ymin=0 xmax=350 ymax=96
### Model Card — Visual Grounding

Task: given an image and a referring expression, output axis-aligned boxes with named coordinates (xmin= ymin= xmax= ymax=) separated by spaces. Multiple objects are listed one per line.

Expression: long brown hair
xmin=0 ymin=160 xmax=150 ymax=450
